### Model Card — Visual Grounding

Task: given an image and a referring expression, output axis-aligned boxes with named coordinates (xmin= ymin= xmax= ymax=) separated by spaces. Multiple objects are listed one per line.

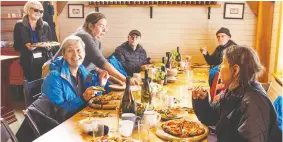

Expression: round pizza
xmin=90 ymin=136 xmax=133 ymax=142
xmin=161 ymin=119 xmax=205 ymax=138
xmin=90 ymin=92 xmax=123 ymax=105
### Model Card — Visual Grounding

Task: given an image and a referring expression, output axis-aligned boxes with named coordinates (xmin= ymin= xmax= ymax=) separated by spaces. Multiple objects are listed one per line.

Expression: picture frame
xmin=68 ymin=4 xmax=84 ymax=18
xmin=223 ymin=3 xmax=245 ymax=19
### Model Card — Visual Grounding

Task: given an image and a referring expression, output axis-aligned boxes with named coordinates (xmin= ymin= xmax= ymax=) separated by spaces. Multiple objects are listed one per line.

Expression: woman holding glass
xmin=192 ymin=45 xmax=281 ymax=142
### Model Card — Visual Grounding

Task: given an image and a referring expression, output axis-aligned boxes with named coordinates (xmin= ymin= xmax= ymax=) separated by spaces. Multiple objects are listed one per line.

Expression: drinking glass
xmin=93 ymin=120 xmax=104 ymax=138
xmin=138 ymin=120 xmax=150 ymax=142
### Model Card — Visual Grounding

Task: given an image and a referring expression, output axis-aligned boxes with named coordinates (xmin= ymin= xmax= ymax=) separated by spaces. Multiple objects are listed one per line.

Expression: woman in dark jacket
xmin=13 ymin=1 xmax=55 ymax=81
xmin=192 ymin=45 xmax=282 ymax=142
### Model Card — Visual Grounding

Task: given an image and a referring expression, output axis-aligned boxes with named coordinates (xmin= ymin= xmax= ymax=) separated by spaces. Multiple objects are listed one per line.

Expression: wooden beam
xmin=247 ymin=1 xmax=259 ymax=16
xmin=57 ymin=1 xmax=67 ymax=16
xmin=255 ymin=1 xmax=274 ymax=82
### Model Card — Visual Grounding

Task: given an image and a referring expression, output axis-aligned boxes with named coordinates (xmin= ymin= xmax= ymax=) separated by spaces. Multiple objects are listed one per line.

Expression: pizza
xmin=32 ymin=41 xmax=60 ymax=47
xmin=93 ymin=86 xmax=105 ymax=92
xmin=89 ymin=136 xmax=133 ymax=142
xmin=161 ymin=120 xmax=205 ymax=138
xmin=90 ymin=92 xmax=122 ymax=105
xmin=156 ymin=108 xmax=178 ymax=120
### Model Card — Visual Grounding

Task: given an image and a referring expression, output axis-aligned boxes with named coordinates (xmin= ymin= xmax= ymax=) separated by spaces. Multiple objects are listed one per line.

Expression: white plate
xmin=109 ymin=84 xmax=139 ymax=91
xmin=109 ymin=84 xmax=126 ymax=91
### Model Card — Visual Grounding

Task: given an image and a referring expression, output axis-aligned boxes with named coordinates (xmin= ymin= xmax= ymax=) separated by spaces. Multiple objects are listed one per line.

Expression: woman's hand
xmin=141 ymin=64 xmax=152 ymax=71
xmin=192 ymin=86 xmax=208 ymax=100
xmin=98 ymin=70 xmax=109 ymax=86
xmin=83 ymin=86 xmax=99 ymax=101
xmin=25 ymin=43 xmax=36 ymax=51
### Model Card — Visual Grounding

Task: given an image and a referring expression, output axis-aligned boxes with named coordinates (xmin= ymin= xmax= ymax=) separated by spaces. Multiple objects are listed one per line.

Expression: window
xmin=273 ymin=1 xmax=283 ymax=85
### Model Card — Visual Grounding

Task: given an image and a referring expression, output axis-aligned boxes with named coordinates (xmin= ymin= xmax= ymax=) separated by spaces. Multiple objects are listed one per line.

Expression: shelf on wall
xmin=1 ymin=1 xmax=26 ymax=6
xmin=1 ymin=30 xmax=14 ymax=33
xmin=85 ymin=4 xmax=221 ymax=8
xmin=1 ymin=17 xmax=22 ymax=20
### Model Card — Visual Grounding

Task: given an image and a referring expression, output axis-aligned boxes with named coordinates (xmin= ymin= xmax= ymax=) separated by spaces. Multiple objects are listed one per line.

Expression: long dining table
xmin=33 ymin=67 xmax=210 ymax=142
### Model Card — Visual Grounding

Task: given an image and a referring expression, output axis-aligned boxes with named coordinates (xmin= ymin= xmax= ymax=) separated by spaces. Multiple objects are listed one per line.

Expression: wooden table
xmin=1 ymin=55 xmax=19 ymax=124
xmin=34 ymin=68 xmax=209 ymax=142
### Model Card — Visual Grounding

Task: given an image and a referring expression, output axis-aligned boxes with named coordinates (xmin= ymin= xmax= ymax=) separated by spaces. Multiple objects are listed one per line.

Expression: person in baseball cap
xmin=129 ymin=29 xmax=141 ymax=37
xmin=200 ymin=27 xmax=237 ymax=67
xmin=113 ymin=29 xmax=152 ymax=76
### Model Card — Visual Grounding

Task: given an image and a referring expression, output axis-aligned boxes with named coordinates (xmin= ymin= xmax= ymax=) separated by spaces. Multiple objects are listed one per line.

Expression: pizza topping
xmin=161 ymin=120 xmax=205 ymax=138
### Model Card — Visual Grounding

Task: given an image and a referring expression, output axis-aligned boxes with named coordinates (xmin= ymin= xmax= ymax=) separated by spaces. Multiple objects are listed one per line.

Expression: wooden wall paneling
xmin=247 ymin=1 xmax=259 ymax=17
xmin=255 ymin=1 xmax=274 ymax=82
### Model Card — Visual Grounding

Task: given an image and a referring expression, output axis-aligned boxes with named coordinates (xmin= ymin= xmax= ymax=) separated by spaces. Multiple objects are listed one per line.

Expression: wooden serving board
xmin=89 ymin=100 xmax=120 ymax=110
xmin=155 ymin=121 xmax=209 ymax=141
xmin=31 ymin=42 xmax=60 ymax=47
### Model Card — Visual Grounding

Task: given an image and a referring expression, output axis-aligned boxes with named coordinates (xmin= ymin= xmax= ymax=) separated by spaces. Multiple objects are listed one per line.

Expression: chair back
xmin=1 ymin=118 xmax=18 ymax=142
xmin=210 ymin=72 xmax=220 ymax=102
xmin=23 ymin=78 xmax=45 ymax=107
xmin=260 ymin=82 xmax=272 ymax=94
xmin=22 ymin=109 xmax=41 ymax=138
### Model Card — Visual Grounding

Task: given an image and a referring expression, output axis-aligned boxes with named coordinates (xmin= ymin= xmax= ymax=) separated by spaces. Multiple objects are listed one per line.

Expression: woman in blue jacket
xmin=42 ymin=35 xmax=109 ymax=115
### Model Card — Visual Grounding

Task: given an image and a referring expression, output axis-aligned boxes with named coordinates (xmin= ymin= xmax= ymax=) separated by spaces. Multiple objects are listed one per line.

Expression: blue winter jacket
xmin=42 ymin=57 xmax=107 ymax=114
xmin=108 ymin=55 xmax=127 ymax=77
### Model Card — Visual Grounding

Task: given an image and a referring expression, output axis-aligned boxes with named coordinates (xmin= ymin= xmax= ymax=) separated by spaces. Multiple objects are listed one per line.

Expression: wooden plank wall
xmin=58 ymin=1 xmax=256 ymax=63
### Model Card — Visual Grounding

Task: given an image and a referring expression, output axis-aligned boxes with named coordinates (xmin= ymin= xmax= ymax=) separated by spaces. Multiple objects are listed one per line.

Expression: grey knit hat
xmin=216 ymin=27 xmax=231 ymax=37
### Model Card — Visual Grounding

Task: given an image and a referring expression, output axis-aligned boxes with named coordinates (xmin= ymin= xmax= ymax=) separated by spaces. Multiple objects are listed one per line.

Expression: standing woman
xmin=13 ymin=1 xmax=54 ymax=82
xmin=75 ymin=12 xmax=126 ymax=84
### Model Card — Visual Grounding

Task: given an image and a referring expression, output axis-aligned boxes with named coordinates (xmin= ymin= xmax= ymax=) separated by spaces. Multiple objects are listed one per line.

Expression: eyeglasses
xmin=96 ymin=24 xmax=108 ymax=31
xmin=32 ymin=8 xmax=44 ymax=14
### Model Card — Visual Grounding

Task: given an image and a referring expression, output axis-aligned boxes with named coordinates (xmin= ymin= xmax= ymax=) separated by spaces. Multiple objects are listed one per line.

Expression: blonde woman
xmin=13 ymin=1 xmax=56 ymax=81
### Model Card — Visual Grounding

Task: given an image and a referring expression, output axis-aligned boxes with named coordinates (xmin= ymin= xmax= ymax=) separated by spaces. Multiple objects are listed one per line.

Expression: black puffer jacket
xmin=113 ymin=41 xmax=149 ymax=76
xmin=203 ymin=40 xmax=236 ymax=67
xmin=16 ymin=95 xmax=68 ymax=142
xmin=193 ymin=81 xmax=282 ymax=142
xmin=13 ymin=16 xmax=57 ymax=69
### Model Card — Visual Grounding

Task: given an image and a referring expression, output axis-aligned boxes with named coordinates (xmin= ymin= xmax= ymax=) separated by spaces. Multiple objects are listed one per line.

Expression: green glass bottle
xmin=141 ymin=70 xmax=152 ymax=104
xmin=119 ymin=77 xmax=137 ymax=115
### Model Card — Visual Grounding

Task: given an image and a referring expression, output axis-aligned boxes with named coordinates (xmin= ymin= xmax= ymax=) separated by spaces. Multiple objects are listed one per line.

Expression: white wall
xmin=58 ymin=1 xmax=257 ymax=63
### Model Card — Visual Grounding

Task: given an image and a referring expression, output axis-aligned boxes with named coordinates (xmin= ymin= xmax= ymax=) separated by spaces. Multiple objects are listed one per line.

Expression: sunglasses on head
xmin=33 ymin=8 xmax=44 ymax=14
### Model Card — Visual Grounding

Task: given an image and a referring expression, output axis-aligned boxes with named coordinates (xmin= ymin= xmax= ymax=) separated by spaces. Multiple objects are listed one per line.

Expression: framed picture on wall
xmin=68 ymin=4 xmax=84 ymax=18
xmin=223 ymin=3 xmax=245 ymax=19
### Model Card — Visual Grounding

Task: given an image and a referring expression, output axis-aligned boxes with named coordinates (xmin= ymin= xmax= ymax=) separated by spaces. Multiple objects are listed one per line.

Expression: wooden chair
xmin=260 ymin=82 xmax=272 ymax=94
xmin=1 ymin=118 xmax=18 ymax=142
xmin=23 ymin=78 xmax=45 ymax=107
xmin=209 ymin=72 xmax=220 ymax=102
xmin=22 ymin=109 xmax=41 ymax=138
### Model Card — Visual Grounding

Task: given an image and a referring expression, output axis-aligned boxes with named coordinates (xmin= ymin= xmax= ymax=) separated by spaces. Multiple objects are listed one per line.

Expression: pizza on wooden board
xmin=90 ymin=92 xmax=122 ymax=105
xmin=161 ymin=119 xmax=205 ymax=138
